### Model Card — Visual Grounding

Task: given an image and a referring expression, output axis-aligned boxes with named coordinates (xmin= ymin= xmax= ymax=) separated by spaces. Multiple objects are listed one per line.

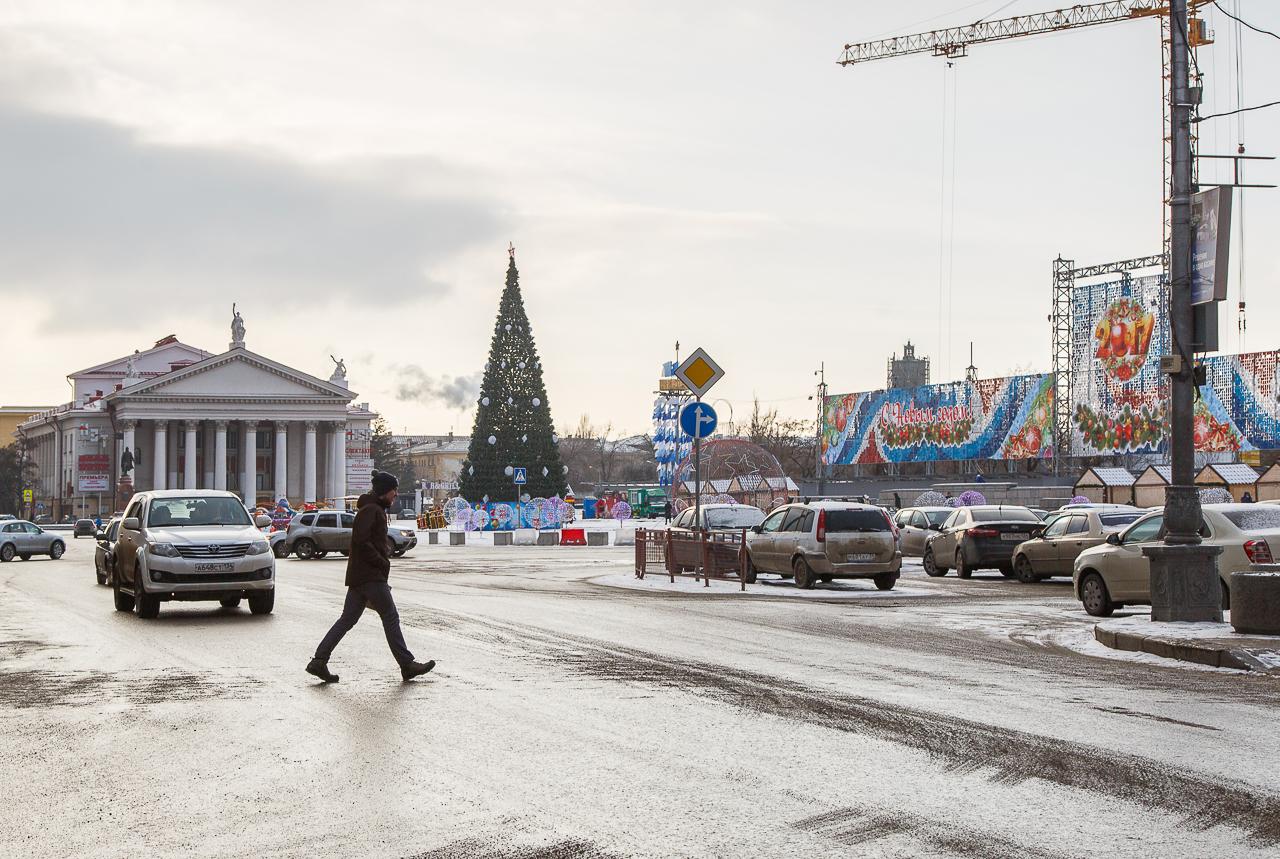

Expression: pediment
xmin=115 ymin=349 xmax=353 ymax=401
xmin=72 ymin=341 xmax=211 ymax=378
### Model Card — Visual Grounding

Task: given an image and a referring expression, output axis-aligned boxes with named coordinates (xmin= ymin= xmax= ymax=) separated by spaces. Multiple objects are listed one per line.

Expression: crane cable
xmin=937 ymin=64 xmax=960 ymax=381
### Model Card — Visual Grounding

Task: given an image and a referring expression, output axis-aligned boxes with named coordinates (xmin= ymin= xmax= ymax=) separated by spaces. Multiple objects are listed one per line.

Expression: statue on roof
xmin=329 ymin=355 xmax=347 ymax=383
xmin=231 ymin=303 xmax=246 ymax=348
xmin=123 ymin=350 xmax=140 ymax=380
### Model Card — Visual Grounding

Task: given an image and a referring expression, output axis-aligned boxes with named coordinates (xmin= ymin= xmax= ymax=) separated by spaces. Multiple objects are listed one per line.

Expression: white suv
xmin=112 ymin=490 xmax=276 ymax=618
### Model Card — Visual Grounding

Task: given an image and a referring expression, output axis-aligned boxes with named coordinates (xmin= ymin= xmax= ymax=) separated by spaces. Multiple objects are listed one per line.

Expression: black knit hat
xmin=371 ymin=470 xmax=399 ymax=495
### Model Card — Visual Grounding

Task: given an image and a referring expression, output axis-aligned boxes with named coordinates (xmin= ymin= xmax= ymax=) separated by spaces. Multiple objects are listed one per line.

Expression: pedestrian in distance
xmin=306 ymin=470 xmax=435 ymax=684
xmin=1242 ymin=491 xmax=1254 ymax=503
xmin=663 ymin=500 xmax=673 ymax=523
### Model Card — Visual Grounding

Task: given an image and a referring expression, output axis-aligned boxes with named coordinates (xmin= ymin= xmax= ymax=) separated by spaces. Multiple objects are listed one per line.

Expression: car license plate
xmin=193 ymin=562 xmax=234 ymax=573
xmin=1001 ymin=533 xmax=1027 ymax=542
xmin=846 ymin=553 xmax=875 ymax=562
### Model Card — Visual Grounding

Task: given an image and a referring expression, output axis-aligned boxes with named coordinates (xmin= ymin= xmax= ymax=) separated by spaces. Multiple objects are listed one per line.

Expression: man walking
xmin=306 ymin=470 xmax=435 ymax=683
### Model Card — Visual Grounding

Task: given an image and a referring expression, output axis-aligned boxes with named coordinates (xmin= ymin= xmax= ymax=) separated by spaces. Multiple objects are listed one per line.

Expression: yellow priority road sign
xmin=675 ymin=347 xmax=724 ymax=398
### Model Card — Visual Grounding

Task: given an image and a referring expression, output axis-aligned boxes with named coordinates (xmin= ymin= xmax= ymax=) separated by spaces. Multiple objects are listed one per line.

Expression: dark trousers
xmin=314 ymin=581 xmax=414 ymax=667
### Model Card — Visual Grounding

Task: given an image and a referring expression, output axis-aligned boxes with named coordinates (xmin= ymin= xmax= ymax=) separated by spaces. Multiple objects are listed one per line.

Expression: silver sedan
xmin=0 ymin=520 xmax=67 ymax=562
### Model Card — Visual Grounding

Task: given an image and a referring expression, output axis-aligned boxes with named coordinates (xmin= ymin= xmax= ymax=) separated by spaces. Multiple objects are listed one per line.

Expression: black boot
xmin=306 ymin=658 xmax=340 ymax=683
xmin=401 ymin=660 xmax=436 ymax=681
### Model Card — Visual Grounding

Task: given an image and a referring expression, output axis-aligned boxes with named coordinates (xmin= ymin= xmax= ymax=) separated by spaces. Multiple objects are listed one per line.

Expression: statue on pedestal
xmin=329 ymin=355 xmax=347 ymax=385
xmin=231 ymin=303 xmax=246 ymax=348
xmin=120 ymin=447 xmax=134 ymax=477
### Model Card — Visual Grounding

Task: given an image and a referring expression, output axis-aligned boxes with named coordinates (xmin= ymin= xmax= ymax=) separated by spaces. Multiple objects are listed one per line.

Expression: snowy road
xmin=3 ymin=539 xmax=1278 ymax=858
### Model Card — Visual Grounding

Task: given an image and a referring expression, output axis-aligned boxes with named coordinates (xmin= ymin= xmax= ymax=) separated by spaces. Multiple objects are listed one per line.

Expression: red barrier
xmin=560 ymin=528 xmax=587 ymax=546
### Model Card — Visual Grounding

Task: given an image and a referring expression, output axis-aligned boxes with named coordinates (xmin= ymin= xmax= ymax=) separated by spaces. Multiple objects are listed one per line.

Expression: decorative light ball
xmin=504 ymin=324 xmax=512 ymax=331
xmin=532 ymin=398 xmax=541 ymax=406
xmin=552 ymin=434 xmax=559 ymax=444
xmin=518 ymin=361 xmax=526 ymax=369
xmin=488 ymin=435 xmax=497 ymax=445
xmin=562 ymin=465 xmax=569 ymax=474
xmin=504 ymin=466 xmax=514 ymax=476
xmin=481 ymin=397 xmax=490 ymax=406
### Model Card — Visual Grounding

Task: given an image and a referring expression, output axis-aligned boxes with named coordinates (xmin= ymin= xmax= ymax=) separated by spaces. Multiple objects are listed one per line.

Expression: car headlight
xmin=246 ymin=541 xmax=270 ymax=555
xmin=147 ymin=542 xmax=181 ymax=557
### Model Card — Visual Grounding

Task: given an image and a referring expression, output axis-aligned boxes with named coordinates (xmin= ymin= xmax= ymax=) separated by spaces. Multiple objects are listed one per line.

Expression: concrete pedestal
xmin=427 ymin=531 xmax=439 ymax=545
xmin=449 ymin=531 xmax=466 ymax=546
xmin=586 ymin=531 xmax=609 ymax=546
xmin=536 ymin=531 xmax=559 ymax=546
xmin=513 ymin=529 xmax=538 ymax=546
xmin=1143 ymin=543 xmax=1224 ymax=623
xmin=494 ymin=532 xmax=513 ymax=546
xmin=1230 ymin=570 xmax=1280 ymax=635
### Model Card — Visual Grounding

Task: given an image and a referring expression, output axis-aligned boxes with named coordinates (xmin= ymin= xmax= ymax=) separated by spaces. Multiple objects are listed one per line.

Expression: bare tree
xmin=747 ymin=398 xmax=815 ymax=477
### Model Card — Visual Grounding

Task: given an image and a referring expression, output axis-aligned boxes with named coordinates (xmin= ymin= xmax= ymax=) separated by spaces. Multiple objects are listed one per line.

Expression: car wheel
xmin=955 ymin=550 xmax=971 ymax=579
xmin=49 ymin=541 xmax=65 ymax=560
xmin=220 ymin=597 xmax=241 ymax=609
xmin=1080 ymin=572 xmax=1114 ymax=617
xmin=19 ymin=553 xmax=31 ymax=561
xmin=922 ymin=547 xmax=946 ymax=577
xmin=248 ymin=590 xmax=275 ymax=615
xmin=135 ymin=584 xmax=160 ymax=619
xmin=743 ymin=555 xmax=758 ymax=584
xmin=873 ymin=573 xmax=898 ymax=591
xmin=0 ymin=543 xmax=14 ymax=562
xmin=112 ymin=574 xmax=134 ymax=612
xmin=793 ymin=557 xmax=815 ymax=589
xmin=96 ymin=568 xmax=107 ymax=586
xmin=294 ymin=539 xmax=317 ymax=560
xmin=272 ymin=542 xmax=290 ymax=559
xmin=1014 ymin=555 xmax=1038 ymax=584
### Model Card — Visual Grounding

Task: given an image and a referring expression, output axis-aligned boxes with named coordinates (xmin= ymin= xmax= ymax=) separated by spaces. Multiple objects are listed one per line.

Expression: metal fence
xmin=634 ymin=528 xmax=748 ymax=590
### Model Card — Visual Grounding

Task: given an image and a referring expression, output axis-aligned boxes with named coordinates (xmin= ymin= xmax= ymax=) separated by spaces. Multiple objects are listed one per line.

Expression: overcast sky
xmin=2 ymin=1 xmax=1277 ymax=437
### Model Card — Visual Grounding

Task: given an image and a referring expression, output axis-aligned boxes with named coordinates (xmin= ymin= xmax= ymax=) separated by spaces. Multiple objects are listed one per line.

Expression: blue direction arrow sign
xmin=679 ymin=402 xmax=718 ymax=440
xmin=513 ymin=467 xmax=527 ymax=485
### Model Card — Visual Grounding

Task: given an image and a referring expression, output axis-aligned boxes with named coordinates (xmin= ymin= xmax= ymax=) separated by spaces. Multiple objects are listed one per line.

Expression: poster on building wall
xmin=821 ymin=373 xmax=1054 ymax=465
xmin=77 ymin=454 xmax=110 ymax=492
xmin=345 ymin=429 xmax=373 ymax=492
xmin=1071 ymin=274 xmax=1170 ymax=455
xmin=1197 ymin=351 xmax=1280 ymax=452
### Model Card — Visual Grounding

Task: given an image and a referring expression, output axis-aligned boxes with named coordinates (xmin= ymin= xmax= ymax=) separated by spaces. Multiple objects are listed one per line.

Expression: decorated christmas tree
xmin=459 ymin=246 xmax=568 ymax=502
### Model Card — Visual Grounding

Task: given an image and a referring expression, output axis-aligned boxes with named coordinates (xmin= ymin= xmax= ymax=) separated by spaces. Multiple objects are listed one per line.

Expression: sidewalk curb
xmin=1093 ymin=625 xmax=1280 ymax=673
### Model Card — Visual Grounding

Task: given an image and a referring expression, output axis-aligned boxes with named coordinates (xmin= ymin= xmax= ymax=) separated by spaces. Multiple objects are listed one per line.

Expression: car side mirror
xmin=1031 ymin=526 xmax=1045 ymax=538
xmin=750 ymin=525 xmax=763 ymax=534
xmin=1105 ymin=532 xmax=1121 ymax=545
xmin=122 ymin=517 xmax=141 ymax=531
xmin=254 ymin=514 xmax=272 ymax=528
xmin=95 ymin=530 xmax=107 ymax=540
xmin=929 ymin=523 xmax=942 ymax=531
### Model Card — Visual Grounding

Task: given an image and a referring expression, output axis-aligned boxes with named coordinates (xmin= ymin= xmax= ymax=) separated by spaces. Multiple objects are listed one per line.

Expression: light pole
xmin=808 ymin=363 xmax=827 ymax=497
xmin=1143 ymin=0 xmax=1221 ymax=623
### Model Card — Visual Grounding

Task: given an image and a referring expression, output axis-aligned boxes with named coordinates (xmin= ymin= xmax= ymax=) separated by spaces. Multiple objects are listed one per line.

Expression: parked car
xmin=0 ymin=520 xmax=67 ymax=562
xmin=747 ymin=501 xmax=901 ymax=590
xmin=1072 ymin=503 xmax=1280 ymax=617
xmin=111 ymin=490 xmax=276 ymax=618
xmin=73 ymin=518 xmax=98 ymax=538
xmin=667 ymin=503 xmax=766 ymax=572
xmin=892 ymin=506 xmax=956 ymax=557
xmin=1028 ymin=508 xmax=1050 ymax=521
xmin=922 ymin=505 xmax=1042 ymax=578
xmin=94 ymin=516 xmax=123 ymax=585
xmin=1010 ymin=507 xmax=1143 ymax=583
xmin=280 ymin=509 xmax=418 ymax=560
xmin=34 ymin=514 xmax=53 ymax=525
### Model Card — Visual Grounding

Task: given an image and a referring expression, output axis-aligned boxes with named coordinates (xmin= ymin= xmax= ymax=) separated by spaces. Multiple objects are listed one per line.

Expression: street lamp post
xmin=1143 ymin=0 xmax=1222 ymax=622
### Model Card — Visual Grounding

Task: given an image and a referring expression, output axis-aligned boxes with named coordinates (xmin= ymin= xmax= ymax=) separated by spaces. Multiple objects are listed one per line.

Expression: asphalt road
xmin=2 ymin=538 xmax=1278 ymax=858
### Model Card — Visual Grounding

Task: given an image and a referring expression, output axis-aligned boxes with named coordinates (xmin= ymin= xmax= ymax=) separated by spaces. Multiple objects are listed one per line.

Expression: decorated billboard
xmin=1197 ymin=351 xmax=1280 ymax=453
xmin=1070 ymin=274 xmax=1169 ymax=455
xmin=821 ymin=373 xmax=1054 ymax=465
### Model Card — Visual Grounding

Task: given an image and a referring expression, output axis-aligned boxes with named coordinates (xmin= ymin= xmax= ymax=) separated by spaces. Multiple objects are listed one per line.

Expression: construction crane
xmin=839 ymin=0 xmax=1215 ymax=265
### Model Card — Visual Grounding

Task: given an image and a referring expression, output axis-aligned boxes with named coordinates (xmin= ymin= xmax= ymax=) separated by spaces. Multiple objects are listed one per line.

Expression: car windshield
xmin=825 ymin=509 xmax=890 ymax=532
xmin=147 ymin=497 xmax=252 ymax=527
xmin=970 ymin=508 xmax=1039 ymax=523
xmin=924 ymin=509 xmax=953 ymax=526
xmin=1099 ymin=512 xmax=1143 ymax=528
xmin=705 ymin=507 xmax=765 ymax=528
xmin=1220 ymin=507 xmax=1280 ymax=531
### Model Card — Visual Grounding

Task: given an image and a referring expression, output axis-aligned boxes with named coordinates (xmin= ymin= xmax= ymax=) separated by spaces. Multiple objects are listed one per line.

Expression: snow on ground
xmin=589 ymin=571 xmax=933 ymax=599
xmin=1098 ymin=612 xmax=1280 ymax=644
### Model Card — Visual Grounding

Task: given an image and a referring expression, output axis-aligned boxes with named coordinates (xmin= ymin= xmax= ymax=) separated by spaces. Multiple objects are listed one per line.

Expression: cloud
xmin=0 ymin=103 xmax=506 ymax=327
xmin=392 ymin=366 xmax=482 ymax=410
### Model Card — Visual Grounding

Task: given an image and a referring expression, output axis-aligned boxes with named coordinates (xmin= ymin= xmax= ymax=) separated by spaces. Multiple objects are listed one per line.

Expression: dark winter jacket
xmin=345 ymin=493 xmax=392 ymax=587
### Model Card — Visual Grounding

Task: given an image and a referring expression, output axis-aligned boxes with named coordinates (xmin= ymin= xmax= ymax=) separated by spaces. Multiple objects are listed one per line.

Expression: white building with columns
xmin=18 ymin=325 xmax=375 ymax=518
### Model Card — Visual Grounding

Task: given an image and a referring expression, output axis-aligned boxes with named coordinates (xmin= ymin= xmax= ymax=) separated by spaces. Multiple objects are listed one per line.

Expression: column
xmin=203 ymin=423 xmax=216 ymax=489
xmin=274 ymin=421 xmax=288 ymax=503
xmin=214 ymin=421 xmax=228 ymax=491
xmin=183 ymin=420 xmax=198 ymax=489
xmin=121 ymin=420 xmax=137 ymax=487
xmin=303 ymin=421 xmax=318 ymax=504
xmin=153 ymin=421 xmax=167 ymax=490
xmin=333 ymin=421 xmax=347 ymax=500
xmin=167 ymin=426 xmax=179 ymax=490
xmin=243 ymin=422 xmax=258 ymax=505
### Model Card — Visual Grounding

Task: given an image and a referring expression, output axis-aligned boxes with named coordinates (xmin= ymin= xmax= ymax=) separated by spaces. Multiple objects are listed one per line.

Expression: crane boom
xmin=839 ymin=1 xmax=1200 ymax=65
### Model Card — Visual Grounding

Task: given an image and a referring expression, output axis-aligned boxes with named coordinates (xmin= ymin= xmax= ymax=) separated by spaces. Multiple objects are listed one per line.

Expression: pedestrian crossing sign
xmin=513 ymin=467 xmax=527 ymax=485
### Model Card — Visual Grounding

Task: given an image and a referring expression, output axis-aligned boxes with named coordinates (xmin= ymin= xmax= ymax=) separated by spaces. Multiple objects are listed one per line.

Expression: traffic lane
xmin=3 ymin=541 xmax=1279 ymax=856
